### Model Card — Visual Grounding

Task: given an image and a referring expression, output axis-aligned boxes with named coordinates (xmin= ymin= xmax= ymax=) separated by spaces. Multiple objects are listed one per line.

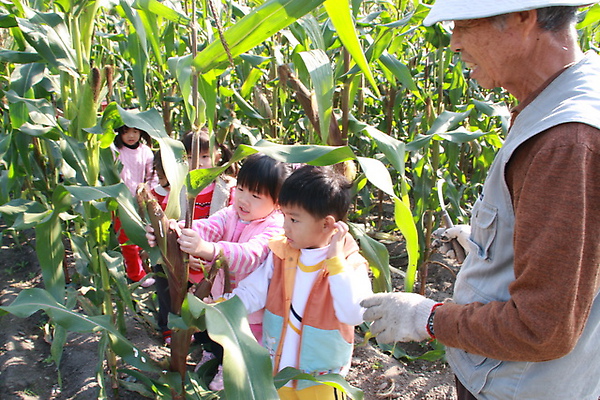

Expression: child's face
xmin=188 ymin=150 xmax=218 ymax=170
xmin=122 ymin=127 xmax=142 ymax=146
xmin=234 ymin=185 xmax=276 ymax=222
xmin=280 ymin=205 xmax=332 ymax=249
xmin=157 ymin=169 xmax=170 ymax=190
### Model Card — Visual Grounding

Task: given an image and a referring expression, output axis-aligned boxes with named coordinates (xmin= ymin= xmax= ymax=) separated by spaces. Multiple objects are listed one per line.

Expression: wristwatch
xmin=426 ymin=303 xmax=443 ymax=339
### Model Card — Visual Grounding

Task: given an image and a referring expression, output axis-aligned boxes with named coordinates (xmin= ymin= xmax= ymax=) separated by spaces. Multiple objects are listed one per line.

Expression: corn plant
xmin=1 ymin=0 xmax=600 ymax=396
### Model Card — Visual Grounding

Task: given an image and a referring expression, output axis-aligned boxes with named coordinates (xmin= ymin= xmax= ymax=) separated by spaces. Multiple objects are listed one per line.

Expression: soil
xmin=0 ymin=225 xmax=458 ymax=399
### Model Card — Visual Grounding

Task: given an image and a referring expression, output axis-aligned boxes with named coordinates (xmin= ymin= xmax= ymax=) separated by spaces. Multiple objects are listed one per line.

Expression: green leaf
xmin=299 ymin=49 xmax=334 ymax=143
xmin=194 ymin=0 xmax=326 ymax=73
xmin=378 ymin=52 xmax=417 ymax=91
xmin=0 ymin=13 xmax=17 ymax=28
xmin=16 ymin=10 xmax=78 ymax=74
xmin=578 ymin=3 xmax=600 ymax=28
xmin=0 ymin=288 xmax=160 ymax=373
xmin=355 ymin=157 xmax=419 ymax=292
xmin=435 ymin=128 xmax=489 ymax=144
xmin=426 ymin=110 xmax=471 ymax=135
xmin=133 ymin=0 xmax=190 ymax=25
xmin=232 ymin=88 xmax=267 ymax=120
xmin=274 ymin=367 xmax=363 ymax=399
xmin=393 ymin=197 xmax=419 ymax=292
xmin=0 ymin=50 xmax=42 ymax=63
xmin=9 ymin=63 xmax=45 ymax=96
xmin=363 ymin=125 xmax=406 ymax=175
xmin=34 ymin=185 xmax=71 ymax=302
xmin=323 ymin=0 xmax=380 ymax=97
xmin=348 ymin=222 xmax=391 ymax=293
xmin=251 ymin=141 xmax=356 ymax=165
xmin=126 ymin=33 xmax=148 ymax=109
xmin=5 ymin=90 xmax=57 ymax=128
xmin=356 ymin=156 xmax=394 ymax=198
xmin=135 ymin=2 xmax=165 ymax=67
xmin=168 ymin=55 xmax=197 ymax=126
xmin=0 ymin=199 xmax=48 ymax=229
xmin=186 ymin=295 xmax=279 ymax=399
xmin=66 ymin=183 xmax=148 ymax=250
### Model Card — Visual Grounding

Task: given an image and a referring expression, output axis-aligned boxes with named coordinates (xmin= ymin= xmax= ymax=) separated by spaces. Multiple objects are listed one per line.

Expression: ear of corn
xmin=136 ymin=183 xmax=188 ymax=314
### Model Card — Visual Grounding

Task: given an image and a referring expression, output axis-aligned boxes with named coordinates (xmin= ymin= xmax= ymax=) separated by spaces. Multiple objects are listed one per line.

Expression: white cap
xmin=423 ymin=0 xmax=594 ymax=26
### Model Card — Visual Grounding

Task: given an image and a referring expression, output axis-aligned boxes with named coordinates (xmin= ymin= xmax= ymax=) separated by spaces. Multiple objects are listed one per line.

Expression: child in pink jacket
xmin=147 ymin=153 xmax=289 ymax=390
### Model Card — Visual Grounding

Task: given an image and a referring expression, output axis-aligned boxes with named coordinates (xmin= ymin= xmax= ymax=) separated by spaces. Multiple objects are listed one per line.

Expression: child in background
xmin=149 ymin=150 xmax=175 ymax=344
xmin=152 ymin=131 xmax=236 ymax=345
xmin=181 ymin=129 xmax=237 ymax=221
xmin=112 ymin=124 xmax=156 ymax=286
xmin=146 ymin=153 xmax=289 ymax=389
xmin=229 ymin=165 xmax=373 ymax=400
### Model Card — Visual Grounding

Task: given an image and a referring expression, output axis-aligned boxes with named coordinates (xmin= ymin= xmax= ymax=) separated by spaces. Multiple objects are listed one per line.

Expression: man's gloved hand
xmin=431 ymin=224 xmax=473 ymax=259
xmin=361 ymin=292 xmax=436 ymax=343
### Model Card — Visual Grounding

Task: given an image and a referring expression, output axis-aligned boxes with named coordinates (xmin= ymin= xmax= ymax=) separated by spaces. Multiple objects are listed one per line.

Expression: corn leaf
xmin=34 ymin=185 xmax=70 ymax=302
xmin=393 ymin=197 xmax=419 ymax=292
xmin=185 ymin=295 xmax=280 ymax=400
xmin=0 ymin=288 xmax=161 ymax=373
xmin=275 ymin=367 xmax=363 ymax=399
xmin=299 ymin=49 xmax=334 ymax=143
xmin=323 ymin=0 xmax=380 ymax=96
xmin=348 ymin=222 xmax=392 ymax=293
xmin=16 ymin=10 xmax=78 ymax=74
xmin=193 ymin=0 xmax=326 ymax=73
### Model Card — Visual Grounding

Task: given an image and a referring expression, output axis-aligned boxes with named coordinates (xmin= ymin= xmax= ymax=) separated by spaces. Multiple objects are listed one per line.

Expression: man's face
xmin=450 ymin=16 xmax=519 ymax=90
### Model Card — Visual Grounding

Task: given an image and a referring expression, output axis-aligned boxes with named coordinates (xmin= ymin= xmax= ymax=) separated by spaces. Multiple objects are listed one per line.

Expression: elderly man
xmin=361 ymin=1 xmax=600 ymax=399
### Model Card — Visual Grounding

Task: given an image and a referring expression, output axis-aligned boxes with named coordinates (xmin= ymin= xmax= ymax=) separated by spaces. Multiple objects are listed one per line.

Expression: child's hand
xmin=145 ymin=224 xmax=157 ymax=247
xmin=177 ymin=223 xmax=216 ymax=260
xmin=188 ymin=255 xmax=203 ymax=272
xmin=327 ymin=221 xmax=349 ymax=260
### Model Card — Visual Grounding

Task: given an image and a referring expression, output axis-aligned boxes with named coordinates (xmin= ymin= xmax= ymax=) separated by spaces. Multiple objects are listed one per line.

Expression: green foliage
xmin=0 ymin=0 xmax=599 ymax=396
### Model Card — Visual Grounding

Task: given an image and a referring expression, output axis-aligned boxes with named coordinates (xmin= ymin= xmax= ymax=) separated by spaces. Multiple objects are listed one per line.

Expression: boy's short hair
xmin=279 ymin=165 xmax=352 ymax=221
xmin=237 ymin=153 xmax=290 ymax=202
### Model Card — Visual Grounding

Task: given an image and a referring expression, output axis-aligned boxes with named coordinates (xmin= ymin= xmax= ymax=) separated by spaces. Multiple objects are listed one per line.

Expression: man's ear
xmin=323 ymin=215 xmax=336 ymax=231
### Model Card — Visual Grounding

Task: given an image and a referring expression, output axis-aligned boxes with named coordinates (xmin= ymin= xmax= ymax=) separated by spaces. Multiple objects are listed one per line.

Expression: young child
xmin=112 ymin=124 xmax=156 ymax=286
xmin=152 ymin=132 xmax=236 ymax=344
xmin=146 ymin=153 xmax=289 ymax=389
xmin=181 ymin=129 xmax=236 ymax=221
xmin=229 ymin=165 xmax=373 ymax=399
xmin=180 ymin=130 xmax=236 ymax=284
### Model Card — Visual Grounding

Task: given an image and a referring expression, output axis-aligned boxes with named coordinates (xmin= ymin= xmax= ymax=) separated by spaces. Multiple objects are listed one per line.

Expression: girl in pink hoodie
xmin=112 ymin=125 xmax=156 ymax=285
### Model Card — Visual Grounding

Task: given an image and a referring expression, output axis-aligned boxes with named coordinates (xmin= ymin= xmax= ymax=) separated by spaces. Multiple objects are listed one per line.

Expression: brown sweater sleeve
xmin=435 ymin=123 xmax=600 ymax=362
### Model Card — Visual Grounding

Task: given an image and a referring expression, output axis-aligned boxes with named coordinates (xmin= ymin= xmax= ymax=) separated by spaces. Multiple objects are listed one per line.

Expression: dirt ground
xmin=0 ymin=226 xmax=458 ymax=399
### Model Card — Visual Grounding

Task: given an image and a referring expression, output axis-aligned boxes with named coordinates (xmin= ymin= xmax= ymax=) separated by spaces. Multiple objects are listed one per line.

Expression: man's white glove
xmin=431 ymin=224 xmax=473 ymax=258
xmin=360 ymin=292 xmax=436 ymax=343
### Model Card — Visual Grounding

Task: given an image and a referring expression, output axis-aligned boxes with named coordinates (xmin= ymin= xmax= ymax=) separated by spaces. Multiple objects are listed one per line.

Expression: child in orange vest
xmin=231 ymin=165 xmax=373 ymax=399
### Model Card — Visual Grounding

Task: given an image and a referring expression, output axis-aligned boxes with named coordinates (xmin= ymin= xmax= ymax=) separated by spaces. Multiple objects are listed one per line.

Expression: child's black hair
xmin=236 ymin=153 xmax=290 ymax=202
xmin=153 ymin=151 xmax=166 ymax=179
xmin=278 ymin=165 xmax=352 ymax=221
xmin=181 ymin=128 xmax=237 ymax=176
xmin=113 ymin=125 xmax=152 ymax=148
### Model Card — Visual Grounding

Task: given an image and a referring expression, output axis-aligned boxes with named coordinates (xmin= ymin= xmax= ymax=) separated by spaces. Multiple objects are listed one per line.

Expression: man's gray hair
xmin=536 ymin=6 xmax=578 ymax=31
xmin=492 ymin=6 xmax=578 ymax=32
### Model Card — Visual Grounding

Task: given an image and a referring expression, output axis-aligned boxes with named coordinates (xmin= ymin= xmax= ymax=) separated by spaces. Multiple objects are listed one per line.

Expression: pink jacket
xmin=112 ymin=143 xmax=156 ymax=196
xmin=191 ymin=205 xmax=284 ymax=324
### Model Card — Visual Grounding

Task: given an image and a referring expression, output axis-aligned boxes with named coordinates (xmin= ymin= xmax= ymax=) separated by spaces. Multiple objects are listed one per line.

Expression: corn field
xmin=0 ymin=0 xmax=599 ymax=398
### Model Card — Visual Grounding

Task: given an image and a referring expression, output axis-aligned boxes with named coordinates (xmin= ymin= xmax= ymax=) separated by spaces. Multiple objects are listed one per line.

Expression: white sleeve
xmin=329 ymin=263 xmax=373 ymax=326
xmin=231 ymin=252 xmax=274 ymax=314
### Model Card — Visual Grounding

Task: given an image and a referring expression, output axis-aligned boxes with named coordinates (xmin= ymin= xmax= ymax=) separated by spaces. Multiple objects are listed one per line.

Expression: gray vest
xmin=446 ymin=52 xmax=600 ymax=400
